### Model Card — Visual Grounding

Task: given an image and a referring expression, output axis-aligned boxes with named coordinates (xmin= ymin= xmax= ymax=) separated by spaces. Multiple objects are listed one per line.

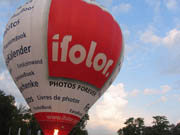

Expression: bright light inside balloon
xmin=54 ymin=129 xmax=59 ymax=135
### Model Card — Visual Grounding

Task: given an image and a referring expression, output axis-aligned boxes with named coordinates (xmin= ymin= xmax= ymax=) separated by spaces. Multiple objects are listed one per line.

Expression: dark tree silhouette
xmin=152 ymin=116 xmax=171 ymax=135
xmin=118 ymin=117 xmax=145 ymax=135
xmin=69 ymin=113 xmax=89 ymax=135
xmin=0 ymin=90 xmax=17 ymax=135
xmin=171 ymin=123 xmax=180 ymax=135
xmin=118 ymin=116 xmax=179 ymax=135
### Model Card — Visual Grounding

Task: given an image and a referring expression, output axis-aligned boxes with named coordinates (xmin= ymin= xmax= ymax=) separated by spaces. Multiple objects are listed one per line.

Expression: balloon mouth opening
xmin=34 ymin=112 xmax=80 ymax=135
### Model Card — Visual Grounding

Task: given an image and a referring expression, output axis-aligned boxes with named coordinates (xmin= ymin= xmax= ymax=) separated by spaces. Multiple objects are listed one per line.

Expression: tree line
xmin=117 ymin=116 xmax=180 ymax=135
xmin=1 ymin=89 xmax=180 ymax=135
xmin=0 ymin=90 xmax=89 ymax=135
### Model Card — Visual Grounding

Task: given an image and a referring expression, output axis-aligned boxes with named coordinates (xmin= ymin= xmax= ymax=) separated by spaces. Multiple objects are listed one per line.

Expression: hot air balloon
xmin=3 ymin=0 xmax=124 ymax=135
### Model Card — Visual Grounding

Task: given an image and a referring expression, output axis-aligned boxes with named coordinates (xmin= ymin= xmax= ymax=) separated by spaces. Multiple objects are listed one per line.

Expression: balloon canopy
xmin=3 ymin=0 xmax=124 ymax=134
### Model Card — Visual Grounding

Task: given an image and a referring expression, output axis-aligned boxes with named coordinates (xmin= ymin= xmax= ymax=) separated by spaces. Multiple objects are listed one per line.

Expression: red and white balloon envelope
xmin=3 ymin=0 xmax=124 ymax=134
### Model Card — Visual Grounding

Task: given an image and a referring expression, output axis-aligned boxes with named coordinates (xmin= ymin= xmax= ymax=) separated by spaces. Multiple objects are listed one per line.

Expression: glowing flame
xmin=54 ymin=129 xmax=59 ymax=135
